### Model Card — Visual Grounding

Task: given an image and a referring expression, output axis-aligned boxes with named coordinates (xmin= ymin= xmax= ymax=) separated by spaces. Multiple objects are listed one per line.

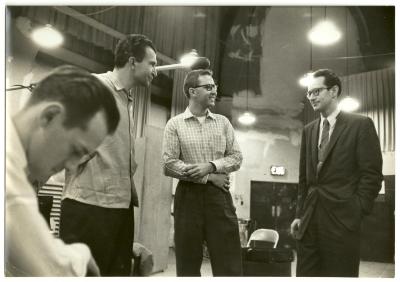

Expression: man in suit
xmin=290 ymin=69 xmax=383 ymax=277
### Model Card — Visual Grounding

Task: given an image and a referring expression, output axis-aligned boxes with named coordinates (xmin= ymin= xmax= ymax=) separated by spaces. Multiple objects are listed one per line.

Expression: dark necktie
xmin=317 ymin=118 xmax=330 ymax=173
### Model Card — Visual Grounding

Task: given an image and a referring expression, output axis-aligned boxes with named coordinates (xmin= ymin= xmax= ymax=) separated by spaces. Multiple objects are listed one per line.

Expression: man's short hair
xmin=313 ymin=69 xmax=342 ymax=96
xmin=183 ymin=69 xmax=213 ymax=99
xmin=26 ymin=65 xmax=120 ymax=134
xmin=114 ymin=34 xmax=156 ymax=68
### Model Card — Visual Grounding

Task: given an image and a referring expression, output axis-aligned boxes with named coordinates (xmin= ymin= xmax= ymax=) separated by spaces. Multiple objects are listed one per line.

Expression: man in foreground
xmin=6 ymin=65 xmax=120 ymax=276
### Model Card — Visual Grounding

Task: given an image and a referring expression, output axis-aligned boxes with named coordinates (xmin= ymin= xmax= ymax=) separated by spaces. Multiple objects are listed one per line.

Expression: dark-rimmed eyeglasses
xmin=193 ymin=84 xmax=218 ymax=91
xmin=306 ymin=87 xmax=331 ymax=98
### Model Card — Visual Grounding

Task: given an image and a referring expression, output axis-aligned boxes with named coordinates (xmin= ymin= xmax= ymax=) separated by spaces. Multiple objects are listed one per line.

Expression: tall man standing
xmin=6 ymin=65 xmax=120 ymax=276
xmin=291 ymin=69 xmax=383 ymax=277
xmin=162 ymin=69 xmax=243 ymax=276
xmin=60 ymin=34 xmax=157 ymax=276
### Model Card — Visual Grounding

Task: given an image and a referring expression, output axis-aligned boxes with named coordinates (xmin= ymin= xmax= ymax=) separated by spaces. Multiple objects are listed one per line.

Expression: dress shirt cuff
xmin=53 ymin=239 xmax=92 ymax=276
xmin=66 ymin=242 xmax=92 ymax=276
xmin=209 ymin=162 xmax=217 ymax=172
xmin=201 ymin=174 xmax=209 ymax=184
xmin=211 ymin=160 xmax=224 ymax=173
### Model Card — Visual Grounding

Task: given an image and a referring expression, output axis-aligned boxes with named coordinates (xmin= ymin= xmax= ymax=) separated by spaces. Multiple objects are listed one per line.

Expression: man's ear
xmin=39 ymin=103 xmax=64 ymax=128
xmin=188 ymin=88 xmax=196 ymax=98
xmin=330 ymin=85 xmax=339 ymax=99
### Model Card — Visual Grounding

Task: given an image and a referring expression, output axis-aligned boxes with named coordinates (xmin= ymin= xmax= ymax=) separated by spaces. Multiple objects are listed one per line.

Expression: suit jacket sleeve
xmin=356 ymin=117 xmax=383 ymax=215
xmin=296 ymin=128 xmax=307 ymax=218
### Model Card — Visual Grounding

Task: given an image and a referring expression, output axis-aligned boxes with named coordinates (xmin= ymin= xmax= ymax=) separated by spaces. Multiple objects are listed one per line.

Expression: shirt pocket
xmin=211 ymin=134 xmax=226 ymax=155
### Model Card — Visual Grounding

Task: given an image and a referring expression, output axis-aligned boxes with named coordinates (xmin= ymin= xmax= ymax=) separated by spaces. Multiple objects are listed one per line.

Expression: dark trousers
xmin=59 ymin=198 xmax=134 ymax=276
xmin=296 ymin=201 xmax=361 ymax=277
xmin=174 ymin=181 xmax=243 ymax=276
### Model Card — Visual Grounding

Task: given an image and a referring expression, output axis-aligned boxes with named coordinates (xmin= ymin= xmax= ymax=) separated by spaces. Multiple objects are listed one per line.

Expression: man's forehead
xmin=308 ymin=76 xmax=325 ymax=89
xmin=198 ymin=74 xmax=214 ymax=83
xmin=145 ymin=47 xmax=157 ymax=60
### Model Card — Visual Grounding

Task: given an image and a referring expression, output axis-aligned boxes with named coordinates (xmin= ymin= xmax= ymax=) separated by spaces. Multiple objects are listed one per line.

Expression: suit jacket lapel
xmin=310 ymin=119 xmax=320 ymax=173
xmin=321 ymin=111 xmax=347 ymax=165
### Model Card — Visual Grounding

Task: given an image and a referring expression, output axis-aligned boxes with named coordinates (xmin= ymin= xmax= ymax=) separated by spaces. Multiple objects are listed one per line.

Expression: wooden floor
xmin=151 ymin=247 xmax=395 ymax=278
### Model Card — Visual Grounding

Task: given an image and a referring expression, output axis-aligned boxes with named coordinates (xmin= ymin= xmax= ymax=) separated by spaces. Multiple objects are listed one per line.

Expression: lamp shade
xmin=339 ymin=96 xmax=360 ymax=112
xmin=238 ymin=112 xmax=256 ymax=125
xmin=308 ymin=20 xmax=341 ymax=46
xmin=31 ymin=24 xmax=63 ymax=48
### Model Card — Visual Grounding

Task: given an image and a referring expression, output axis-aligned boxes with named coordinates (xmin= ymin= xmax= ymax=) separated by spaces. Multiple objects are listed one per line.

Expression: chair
xmin=247 ymin=228 xmax=279 ymax=248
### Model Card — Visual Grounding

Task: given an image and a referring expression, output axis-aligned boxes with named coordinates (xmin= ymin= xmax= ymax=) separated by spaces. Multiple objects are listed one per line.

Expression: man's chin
xmin=145 ymin=78 xmax=154 ymax=87
xmin=136 ymin=79 xmax=151 ymax=88
xmin=312 ymin=105 xmax=321 ymax=111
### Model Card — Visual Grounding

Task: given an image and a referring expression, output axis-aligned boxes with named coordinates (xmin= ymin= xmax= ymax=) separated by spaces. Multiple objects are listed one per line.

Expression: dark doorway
xmin=250 ymin=181 xmax=297 ymax=249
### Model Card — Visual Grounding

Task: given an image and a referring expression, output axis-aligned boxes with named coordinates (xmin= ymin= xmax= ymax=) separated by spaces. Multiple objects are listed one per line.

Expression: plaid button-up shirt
xmin=162 ymin=107 xmax=243 ymax=184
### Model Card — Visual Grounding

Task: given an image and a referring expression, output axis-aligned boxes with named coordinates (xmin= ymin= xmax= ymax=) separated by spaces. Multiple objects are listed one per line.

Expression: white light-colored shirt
xmin=318 ymin=108 xmax=341 ymax=147
xmin=162 ymin=107 xmax=242 ymax=184
xmin=63 ymin=71 xmax=138 ymax=208
xmin=5 ymin=116 xmax=92 ymax=276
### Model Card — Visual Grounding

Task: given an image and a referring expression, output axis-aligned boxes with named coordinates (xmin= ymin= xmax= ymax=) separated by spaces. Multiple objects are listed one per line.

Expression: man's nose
xmin=308 ymin=94 xmax=316 ymax=101
xmin=152 ymin=67 xmax=157 ymax=78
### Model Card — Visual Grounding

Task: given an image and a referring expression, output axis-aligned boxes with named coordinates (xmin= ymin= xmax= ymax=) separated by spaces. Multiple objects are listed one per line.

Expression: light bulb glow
xmin=180 ymin=50 xmax=199 ymax=67
xmin=339 ymin=97 xmax=360 ymax=112
xmin=308 ymin=20 xmax=341 ymax=46
xmin=31 ymin=24 xmax=63 ymax=48
xmin=238 ymin=112 xmax=256 ymax=125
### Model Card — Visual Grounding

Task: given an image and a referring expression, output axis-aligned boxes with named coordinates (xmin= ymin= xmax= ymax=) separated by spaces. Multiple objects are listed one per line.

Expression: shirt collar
xmin=7 ymin=115 xmax=28 ymax=175
xmin=104 ymin=71 xmax=126 ymax=92
xmin=183 ymin=107 xmax=216 ymax=120
xmin=321 ymin=107 xmax=341 ymax=125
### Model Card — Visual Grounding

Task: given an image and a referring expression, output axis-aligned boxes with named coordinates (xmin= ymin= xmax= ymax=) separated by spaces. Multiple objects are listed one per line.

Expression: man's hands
xmin=182 ymin=162 xmax=230 ymax=193
xmin=208 ymin=174 xmax=230 ymax=193
xmin=290 ymin=218 xmax=301 ymax=239
xmin=183 ymin=163 xmax=214 ymax=179
xmin=86 ymin=255 xmax=100 ymax=276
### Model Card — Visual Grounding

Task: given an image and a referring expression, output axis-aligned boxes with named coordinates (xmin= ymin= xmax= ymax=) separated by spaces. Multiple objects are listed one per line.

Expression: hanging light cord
xmin=310 ymin=6 xmax=313 ymax=71
xmin=346 ymin=8 xmax=349 ymax=96
xmin=245 ymin=7 xmax=255 ymax=112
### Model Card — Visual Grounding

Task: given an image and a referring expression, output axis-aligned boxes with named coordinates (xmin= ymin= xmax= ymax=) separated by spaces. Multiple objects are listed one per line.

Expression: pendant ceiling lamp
xmin=339 ymin=8 xmax=359 ymax=112
xmin=299 ymin=7 xmax=314 ymax=88
xmin=238 ymin=8 xmax=256 ymax=126
xmin=308 ymin=7 xmax=341 ymax=46
xmin=31 ymin=24 xmax=63 ymax=48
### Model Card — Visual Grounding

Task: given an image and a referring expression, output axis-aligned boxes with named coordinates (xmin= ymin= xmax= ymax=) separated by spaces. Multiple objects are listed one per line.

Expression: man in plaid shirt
xmin=162 ymin=69 xmax=243 ymax=276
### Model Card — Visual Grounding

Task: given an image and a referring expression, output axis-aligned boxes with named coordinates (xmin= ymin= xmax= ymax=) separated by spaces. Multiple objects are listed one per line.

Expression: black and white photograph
xmin=3 ymin=1 xmax=396 ymax=278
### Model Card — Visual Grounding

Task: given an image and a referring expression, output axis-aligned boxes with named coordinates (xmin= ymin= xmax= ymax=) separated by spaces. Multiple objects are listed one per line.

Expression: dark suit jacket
xmin=295 ymin=111 xmax=383 ymax=239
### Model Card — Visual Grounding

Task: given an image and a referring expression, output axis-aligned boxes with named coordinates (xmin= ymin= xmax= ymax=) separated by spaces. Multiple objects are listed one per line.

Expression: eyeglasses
xmin=193 ymin=84 xmax=218 ymax=91
xmin=306 ymin=87 xmax=331 ymax=98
